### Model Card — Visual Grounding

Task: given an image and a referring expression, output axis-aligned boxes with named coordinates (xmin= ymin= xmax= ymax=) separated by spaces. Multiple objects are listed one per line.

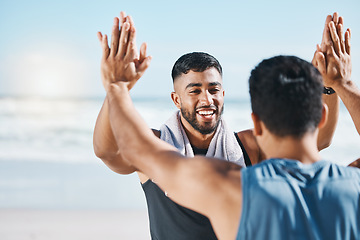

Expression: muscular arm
xmin=324 ymin=17 xmax=360 ymax=135
xmin=332 ymin=80 xmax=360 ymax=135
xmin=93 ymin=12 xmax=153 ymax=174
xmin=107 ymin=83 xmax=242 ymax=240
xmin=93 ymin=96 xmax=160 ymax=174
xmin=93 ymin=96 xmax=136 ymax=174
xmin=314 ymin=15 xmax=359 ymax=133
xmin=317 ymin=94 xmax=339 ymax=150
xmin=313 ymin=16 xmax=360 ymax=168
xmin=314 ymin=13 xmax=342 ymax=151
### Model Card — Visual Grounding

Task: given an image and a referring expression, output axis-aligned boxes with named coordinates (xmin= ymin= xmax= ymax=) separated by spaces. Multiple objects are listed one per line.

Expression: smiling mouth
xmin=196 ymin=108 xmax=216 ymax=118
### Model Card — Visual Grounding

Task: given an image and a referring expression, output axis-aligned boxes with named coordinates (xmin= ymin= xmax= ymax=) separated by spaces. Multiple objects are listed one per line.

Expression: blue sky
xmin=0 ymin=0 xmax=359 ymax=99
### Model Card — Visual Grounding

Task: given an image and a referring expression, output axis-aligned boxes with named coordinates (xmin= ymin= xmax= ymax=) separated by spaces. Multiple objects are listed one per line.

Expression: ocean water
xmin=0 ymin=97 xmax=359 ymax=209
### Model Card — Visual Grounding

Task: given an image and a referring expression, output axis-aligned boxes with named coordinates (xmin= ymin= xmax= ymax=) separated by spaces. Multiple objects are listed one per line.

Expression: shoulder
xmin=236 ymin=130 xmax=265 ymax=165
xmin=236 ymin=129 xmax=255 ymax=148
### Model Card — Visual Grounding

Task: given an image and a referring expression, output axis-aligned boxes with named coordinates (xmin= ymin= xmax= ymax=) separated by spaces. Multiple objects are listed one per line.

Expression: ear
xmin=222 ymin=89 xmax=225 ymax=97
xmin=251 ymin=113 xmax=263 ymax=136
xmin=171 ymin=92 xmax=181 ymax=109
xmin=318 ymin=103 xmax=328 ymax=129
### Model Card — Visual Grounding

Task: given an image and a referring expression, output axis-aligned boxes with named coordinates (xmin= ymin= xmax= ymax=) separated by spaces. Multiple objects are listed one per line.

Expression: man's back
xmin=238 ymin=159 xmax=360 ymax=240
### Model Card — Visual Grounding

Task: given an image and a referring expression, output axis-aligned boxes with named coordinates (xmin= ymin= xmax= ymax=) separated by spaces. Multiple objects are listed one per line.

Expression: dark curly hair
xmin=249 ymin=55 xmax=324 ymax=138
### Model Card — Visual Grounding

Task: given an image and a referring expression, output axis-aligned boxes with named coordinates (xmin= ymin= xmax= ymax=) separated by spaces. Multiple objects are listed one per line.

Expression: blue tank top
xmin=237 ymin=159 xmax=360 ymax=240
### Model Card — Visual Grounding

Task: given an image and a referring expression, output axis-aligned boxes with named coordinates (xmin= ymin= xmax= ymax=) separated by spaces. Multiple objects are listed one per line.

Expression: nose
xmin=199 ymin=91 xmax=214 ymax=106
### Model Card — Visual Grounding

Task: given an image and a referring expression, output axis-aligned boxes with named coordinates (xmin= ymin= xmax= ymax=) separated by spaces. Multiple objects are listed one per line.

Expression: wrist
xmin=330 ymin=78 xmax=353 ymax=92
xmin=107 ymin=82 xmax=128 ymax=97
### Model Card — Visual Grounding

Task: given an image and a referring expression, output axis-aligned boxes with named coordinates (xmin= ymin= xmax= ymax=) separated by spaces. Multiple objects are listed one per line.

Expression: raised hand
xmin=312 ymin=13 xmax=352 ymax=88
xmin=311 ymin=13 xmax=332 ymax=69
xmin=97 ymin=12 xmax=152 ymax=92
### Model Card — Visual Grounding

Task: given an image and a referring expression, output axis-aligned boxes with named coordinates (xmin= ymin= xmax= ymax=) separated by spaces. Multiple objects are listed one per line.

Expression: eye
xmin=209 ymin=88 xmax=220 ymax=94
xmin=189 ymin=89 xmax=201 ymax=94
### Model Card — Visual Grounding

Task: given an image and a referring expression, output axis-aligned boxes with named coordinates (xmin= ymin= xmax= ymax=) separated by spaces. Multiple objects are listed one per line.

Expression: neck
xmin=262 ymin=131 xmax=321 ymax=164
xmin=180 ymin=116 xmax=215 ymax=149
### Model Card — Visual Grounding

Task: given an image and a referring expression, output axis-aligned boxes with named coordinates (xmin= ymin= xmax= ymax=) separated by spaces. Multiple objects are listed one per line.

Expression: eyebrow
xmin=185 ymin=83 xmax=202 ymax=89
xmin=209 ymin=82 xmax=222 ymax=87
xmin=185 ymin=82 xmax=222 ymax=89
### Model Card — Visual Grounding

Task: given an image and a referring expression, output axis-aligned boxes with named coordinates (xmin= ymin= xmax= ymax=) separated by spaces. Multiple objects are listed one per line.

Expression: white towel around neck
xmin=160 ymin=111 xmax=245 ymax=166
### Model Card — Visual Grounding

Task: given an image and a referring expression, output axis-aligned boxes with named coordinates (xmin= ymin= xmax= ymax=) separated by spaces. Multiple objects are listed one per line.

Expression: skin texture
xmin=94 ymin=12 xmax=357 ymax=239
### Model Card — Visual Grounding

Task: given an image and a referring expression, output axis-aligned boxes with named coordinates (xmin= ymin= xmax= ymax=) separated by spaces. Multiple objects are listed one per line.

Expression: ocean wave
xmin=0 ymin=97 xmax=359 ymax=165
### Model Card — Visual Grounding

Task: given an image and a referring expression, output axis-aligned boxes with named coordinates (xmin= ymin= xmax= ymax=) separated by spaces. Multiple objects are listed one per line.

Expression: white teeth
xmin=198 ymin=110 xmax=214 ymax=115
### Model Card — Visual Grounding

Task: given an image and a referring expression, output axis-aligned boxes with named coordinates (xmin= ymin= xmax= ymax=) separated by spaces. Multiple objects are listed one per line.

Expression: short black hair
xmin=249 ymin=55 xmax=324 ymax=138
xmin=171 ymin=52 xmax=222 ymax=82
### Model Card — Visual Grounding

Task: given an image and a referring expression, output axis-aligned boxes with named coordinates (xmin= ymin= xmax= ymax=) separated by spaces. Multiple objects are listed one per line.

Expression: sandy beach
xmin=0 ymin=209 xmax=150 ymax=240
xmin=0 ymin=159 xmax=151 ymax=239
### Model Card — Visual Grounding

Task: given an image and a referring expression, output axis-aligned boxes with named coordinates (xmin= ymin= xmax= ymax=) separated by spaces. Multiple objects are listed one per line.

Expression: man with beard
xmin=93 ymin=12 xmax=338 ymax=240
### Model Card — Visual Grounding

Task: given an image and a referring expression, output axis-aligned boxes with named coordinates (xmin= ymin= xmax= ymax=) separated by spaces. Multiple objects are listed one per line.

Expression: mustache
xmin=195 ymin=104 xmax=217 ymax=111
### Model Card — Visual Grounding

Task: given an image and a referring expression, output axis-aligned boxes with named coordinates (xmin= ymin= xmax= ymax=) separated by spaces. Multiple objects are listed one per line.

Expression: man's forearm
xmin=333 ymin=80 xmax=360 ymax=135
xmin=317 ymin=93 xmax=339 ymax=150
xmin=93 ymin=97 xmax=119 ymax=158
xmin=106 ymin=83 xmax=179 ymax=179
xmin=93 ymin=95 xmax=137 ymax=174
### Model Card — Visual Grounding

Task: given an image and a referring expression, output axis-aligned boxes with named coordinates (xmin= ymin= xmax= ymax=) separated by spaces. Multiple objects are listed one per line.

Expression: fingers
xmin=137 ymin=43 xmax=152 ymax=73
xmin=101 ymin=34 xmax=110 ymax=59
xmin=320 ymin=15 xmax=333 ymax=50
xmin=139 ymin=42 xmax=147 ymax=63
xmin=124 ymin=15 xmax=139 ymax=60
xmin=329 ymin=43 xmax=339 ymax=62
xmin=118 ymin=19 xmax=130 ymax=58
xmin=316 ymin=44 xmax=322 ymax=52
xmin=138 ymin=56 xmax=152 ymax=73
xmin=97 ymin=31 xmax=103 ymax=43
xmin=329 ymin=21 xmax=341 ymax=57
xmin=338 ymin=16 xmax=343 ymax=26
xmin=345 ymin=28 xmax=351 ymax=55
xmin=337 ymin=23 xmax=346 ymax=53
xmin=332 ymin=12 xmax=339 ymax=25
xmin=315 ymin=51 xmax=326 ymax=76
xmin=110 ymin=17 xmax=120 ymax=57
xmin=120 ymin=11 xmax=126 ymax=26
xmin=311 ymin=44 xmax=321 ymax=67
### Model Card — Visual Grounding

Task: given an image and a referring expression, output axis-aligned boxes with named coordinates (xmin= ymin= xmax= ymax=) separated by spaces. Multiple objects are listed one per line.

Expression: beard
xmin=180 ymin=104 xmax=224 ymax=135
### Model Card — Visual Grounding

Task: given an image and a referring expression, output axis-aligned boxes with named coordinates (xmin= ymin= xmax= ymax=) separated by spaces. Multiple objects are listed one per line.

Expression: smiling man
xmin=172 ymin=58 xmax=224 ymax=137
xmin=93 ymin=12 xmax=339 ymax=240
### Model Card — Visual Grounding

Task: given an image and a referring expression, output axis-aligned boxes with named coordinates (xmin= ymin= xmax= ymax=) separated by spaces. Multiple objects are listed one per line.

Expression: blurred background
xmin=0 ymin=0 xmax=359 ymax=239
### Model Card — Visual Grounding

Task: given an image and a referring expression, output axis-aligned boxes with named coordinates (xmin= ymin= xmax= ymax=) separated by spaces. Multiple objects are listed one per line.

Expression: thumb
xmin=137 ymin=56 xmax=152 ymax=74
xmin=315 ymin=52 xmax=326 ymax=75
